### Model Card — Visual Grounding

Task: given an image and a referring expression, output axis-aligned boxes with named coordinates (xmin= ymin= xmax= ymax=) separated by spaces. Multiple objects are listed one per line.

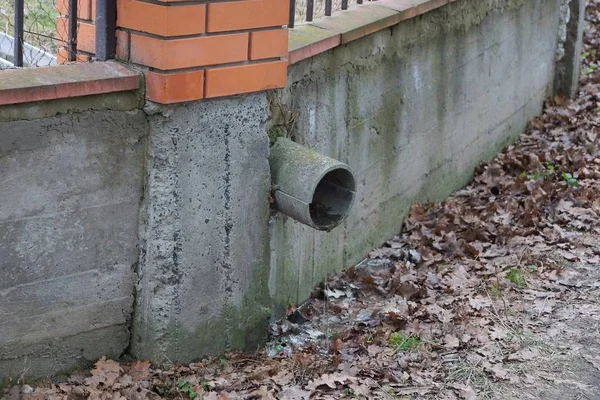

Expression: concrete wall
xmin=268 ymin=0 xmax=562 ymax=309
xmin=130 ymin=95 xmax=272 ymax=363
xmin=555 ymin=0 xmax=586 ymax=98
xmin=0 ymin=0 xmax=571 ymax=378
xmin=0 ymin=108 xmax=147 ymax=377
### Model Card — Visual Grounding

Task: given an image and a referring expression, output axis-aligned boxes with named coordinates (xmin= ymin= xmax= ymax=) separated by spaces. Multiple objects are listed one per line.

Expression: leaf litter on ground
xmin=4 ymin=2 xmax=600 ymax=399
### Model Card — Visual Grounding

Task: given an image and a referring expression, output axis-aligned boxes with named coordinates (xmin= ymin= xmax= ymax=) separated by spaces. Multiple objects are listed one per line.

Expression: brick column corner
xmin=116 ymin=0 xmax=289 ymax=104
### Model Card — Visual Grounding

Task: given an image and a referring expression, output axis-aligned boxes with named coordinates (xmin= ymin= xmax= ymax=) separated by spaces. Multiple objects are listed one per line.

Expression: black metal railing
xmin=0 ymin=0 xmax=115 ymax=68
xmin=0 ymin=0 xmax=61 ymax=68
xmin=66 ymin=0 xmax=77 ymax=62
xmin=95 ymin=0 xmax=116 ymax=61
xmin=289 ymin=0 xmax=361 ymax=28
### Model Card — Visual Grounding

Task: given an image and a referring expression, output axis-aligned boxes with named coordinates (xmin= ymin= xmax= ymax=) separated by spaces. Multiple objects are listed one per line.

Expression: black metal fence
xmin=0 ymin=0 xmax=58 ymax=69
xmin=0 ymin=0 xmax=61 ymax=68
xmin=290 ymin=0 xmax=360 ymax=28
xmin=0 ymin=0 xmax=115 ymax=68
xmin=95 ymin=0 xmax=116 ymax=61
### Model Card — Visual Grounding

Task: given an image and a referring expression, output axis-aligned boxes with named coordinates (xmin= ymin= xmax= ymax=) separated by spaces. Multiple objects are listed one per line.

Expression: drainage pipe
xmin=269 ymin=137 xmax=357 ymax=231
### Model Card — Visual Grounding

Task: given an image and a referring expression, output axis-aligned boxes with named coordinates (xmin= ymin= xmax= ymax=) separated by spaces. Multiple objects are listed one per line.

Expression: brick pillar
xmin=115 ymin=0 xmax=289 ymax=104
xmin=56 ymin=0 xmax=96 ymax=62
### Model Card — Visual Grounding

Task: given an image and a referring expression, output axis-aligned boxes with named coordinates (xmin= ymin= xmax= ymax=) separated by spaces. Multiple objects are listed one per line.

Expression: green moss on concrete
xmin=0 ymin=90 xmax=144 ymax=122
xmin=269 ymin=219 xmax=313 ymax=312
xmin=266 ymin=92 xmax=299 ymax=146
xmin=271 ymin=0 xmax=553 ymax=321
xmin=288 ymin=25 xmax=340 ymax=52
xmin=135 ymin=260 xmax=272 ymax=366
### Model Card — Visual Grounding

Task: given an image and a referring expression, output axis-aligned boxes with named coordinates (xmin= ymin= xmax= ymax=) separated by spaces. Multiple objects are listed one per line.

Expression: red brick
xmin=57 ymin=0 xmax=92 ymax=20
xmin=145 ymin=69 xmax=204 ymax=104
xmin=55 ymin=16 xmax=67 ymax=43
xmin=129 ymin=33 xmax=248 ymax=70
xmin=56 ymin=17 xmax=96 ymax=53
xmin=116 ymin=29 xmax=130 ymax=61
xmin=56 ymin=48 xmax=91 ymax=64
xmin=204 ymin=60 xmax=287 ymax=98
xmin=249 ymin=29 xmax=288 ymax=60
xmin=206 ymin=0 xmax=288 ymax=33
xmin=117 ymin=0 xmax=205 ymax=36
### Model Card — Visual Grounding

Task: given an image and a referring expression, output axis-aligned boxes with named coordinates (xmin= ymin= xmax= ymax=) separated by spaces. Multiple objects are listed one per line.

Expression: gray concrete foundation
xmin=0 ymin=0 xmax=582 ymax=379
xmin=130 ymin=94 xmax=272 ymax=364
xmin=0 ymin=110 xmax=146 ymax=377
xmin=269 ymin=0 xmax=563 ymax=311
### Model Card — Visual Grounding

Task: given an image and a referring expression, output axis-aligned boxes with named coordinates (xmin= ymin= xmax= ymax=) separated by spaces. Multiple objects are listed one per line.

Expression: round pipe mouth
xmin=309 ymin=168 xmax=356 ymax=230
xmin=269 ymin=137 xmax=357 ymax=231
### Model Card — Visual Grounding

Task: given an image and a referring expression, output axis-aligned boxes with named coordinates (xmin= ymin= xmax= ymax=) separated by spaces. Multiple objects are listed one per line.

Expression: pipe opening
xmin=269 ymin=138 xmax=357 ymax=230
xmin=309 ymin=168 xmax=356 ymax=230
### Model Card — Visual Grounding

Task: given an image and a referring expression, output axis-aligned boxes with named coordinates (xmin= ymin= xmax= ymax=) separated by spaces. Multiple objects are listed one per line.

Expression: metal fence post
xmin=68 ymin=0 xmax=78 ymax=61
xmin=96 ymin=0 xmax=117 ymax=61
xmin=306 ymin=0 xmax=314 ymax=21
xmin=14 ymin=0 xmax=24 ymax=66
xmin=325 ymin=0 xmax=332 ymax=15
xmin=289 ymin=0 xmax=296 ymax=28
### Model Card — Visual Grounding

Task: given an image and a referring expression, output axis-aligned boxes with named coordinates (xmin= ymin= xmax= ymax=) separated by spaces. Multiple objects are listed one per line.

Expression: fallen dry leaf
xmin=127 ymin=360 xmax=152 ymax=380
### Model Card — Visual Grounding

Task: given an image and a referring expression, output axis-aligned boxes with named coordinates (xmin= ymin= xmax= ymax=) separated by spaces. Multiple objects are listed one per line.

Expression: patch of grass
xmin=518 ymin=164 xmax=580 ymax=188
xmin=507 ymin=329 xmax=551 ymax=353
xmin=218 ymin=358 xmax=229 ymax=369
xmin=487 ymin=283 xmax=502 ymax=298
xmin=447 ymin=361 xmax=494 ymax=400
xmin=507 ymin=328 xmax=535 ymax=345
xmin=381 ymin=385 xmax=410 ymax=400
xmin=519 ymin=171 xmax=549 ymax=180
xmin=388 ymin=332 xmax=422 ymax=352
xmin=519 ymin=163 xmax=556 ymax=181
xmin=0 ymin=377 xmax=12 ymax=393
xmin=178 ymin=379 xmax=198 ymax=399
xmin=583 ymin=65 xmax=597 ymax=75
xmin=561 ymin=172 xmax=579 ymax=187
xmin=155 ymin=380 xmax=176 ymax=397
xmin=506 ymin=268 xmax=527 ymax=288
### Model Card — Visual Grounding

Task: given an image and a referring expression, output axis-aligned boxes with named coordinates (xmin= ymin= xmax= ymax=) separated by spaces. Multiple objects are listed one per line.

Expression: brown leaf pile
xmin=4 ymin=2 xmax=600 ymax=400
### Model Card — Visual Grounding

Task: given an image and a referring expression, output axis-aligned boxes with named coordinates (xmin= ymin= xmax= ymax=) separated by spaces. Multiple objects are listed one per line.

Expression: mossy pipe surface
xmin=269 ymin=137 xmax=356 ymax=231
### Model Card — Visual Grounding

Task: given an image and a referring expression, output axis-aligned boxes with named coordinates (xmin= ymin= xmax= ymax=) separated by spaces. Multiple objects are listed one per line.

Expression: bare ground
xmin=491 ymin=252 xmax=600 ymax=400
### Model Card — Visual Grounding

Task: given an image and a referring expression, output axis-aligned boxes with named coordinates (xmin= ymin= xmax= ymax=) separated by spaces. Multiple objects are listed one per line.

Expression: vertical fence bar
xmin=96 ymin=0 xmax=117 ymax=60
xmin=325 ymin=0 xmax=332 ymax=16
xmin=289 ymin=0 xmax=295 ymax=28
xmin=357 ymin=0 xmax=363 ymax=4
xmin=341 ymin=0 xmax=348 ymax=10
xmin=67 ymin=0 xmax=78 ymax=61
xmin=306 ymin=0 xmax=314 ymax=21
xmin=13 ymin=0 xmax=24 ymax=66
